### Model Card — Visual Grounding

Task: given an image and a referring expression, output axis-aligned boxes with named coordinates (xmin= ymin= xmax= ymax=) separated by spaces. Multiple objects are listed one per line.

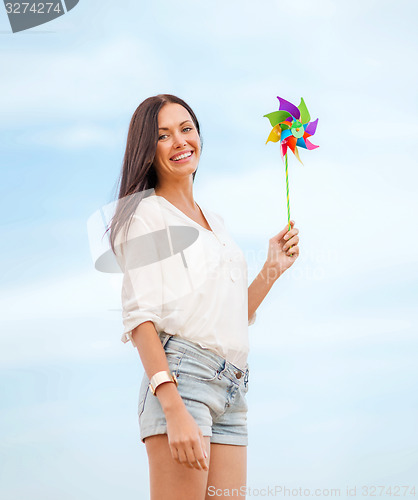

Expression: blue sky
xmin=1 ymin=0 xmax=417 ymax=498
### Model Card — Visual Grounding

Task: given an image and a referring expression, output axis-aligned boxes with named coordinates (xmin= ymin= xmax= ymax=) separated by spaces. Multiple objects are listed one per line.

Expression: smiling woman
xmin=105 ymin=93 xmax=299 ymax=500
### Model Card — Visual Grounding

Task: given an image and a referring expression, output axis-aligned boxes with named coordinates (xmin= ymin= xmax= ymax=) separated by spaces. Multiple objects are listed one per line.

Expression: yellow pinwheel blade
xmin=265 ymin=124 xmax=282 ymax=144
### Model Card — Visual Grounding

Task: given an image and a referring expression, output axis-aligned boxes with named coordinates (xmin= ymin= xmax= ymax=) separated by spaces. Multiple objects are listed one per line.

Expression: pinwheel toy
xmin=264 ymin=96 xmax=319 ymax=255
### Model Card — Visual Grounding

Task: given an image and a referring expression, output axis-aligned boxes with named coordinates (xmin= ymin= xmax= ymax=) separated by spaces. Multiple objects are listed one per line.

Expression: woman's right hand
xmin=165 ymin=404 xmax=209 ymax=471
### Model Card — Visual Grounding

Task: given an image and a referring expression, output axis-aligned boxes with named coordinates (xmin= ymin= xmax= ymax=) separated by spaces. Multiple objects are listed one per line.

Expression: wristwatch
xmin=149 ymin=370 xmax=178 ymax=396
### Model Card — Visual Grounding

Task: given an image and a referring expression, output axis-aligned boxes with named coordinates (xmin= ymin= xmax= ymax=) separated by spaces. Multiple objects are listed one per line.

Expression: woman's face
xmin=153 ymin=103 xmax=201 ymax=186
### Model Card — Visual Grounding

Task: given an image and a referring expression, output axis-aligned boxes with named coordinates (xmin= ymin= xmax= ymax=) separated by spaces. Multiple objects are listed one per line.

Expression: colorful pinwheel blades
xmin=264 ymin=96 xmax=319 ymax=164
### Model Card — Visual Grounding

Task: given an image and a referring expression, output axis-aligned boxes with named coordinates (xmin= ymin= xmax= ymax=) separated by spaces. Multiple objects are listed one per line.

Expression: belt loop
xmin=160 ymin=332 xmax=172 ymax=349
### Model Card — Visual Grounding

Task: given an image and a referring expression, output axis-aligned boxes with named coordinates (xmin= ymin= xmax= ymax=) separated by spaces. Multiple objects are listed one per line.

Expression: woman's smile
xmin=170 ymin=150 xmax=194 ymax=163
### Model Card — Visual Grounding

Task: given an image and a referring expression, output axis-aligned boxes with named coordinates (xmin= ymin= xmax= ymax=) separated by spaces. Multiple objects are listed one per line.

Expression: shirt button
xmin=235 ymin=371 xmax=242 ymax=379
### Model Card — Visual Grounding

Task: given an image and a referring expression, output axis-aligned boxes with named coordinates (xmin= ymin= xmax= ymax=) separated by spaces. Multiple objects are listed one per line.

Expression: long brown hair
xmin=106 ymin=94 xmax=203 ymax=255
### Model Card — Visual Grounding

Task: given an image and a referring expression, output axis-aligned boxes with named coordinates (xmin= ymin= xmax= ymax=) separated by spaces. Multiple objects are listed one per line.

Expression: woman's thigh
xmin=146 ymin=434 xmax=211 ymax=500
xmin=146 ymin=435 xmax=247 ymax=500
xmin=206 ymin=443 xmax=247 ymax=499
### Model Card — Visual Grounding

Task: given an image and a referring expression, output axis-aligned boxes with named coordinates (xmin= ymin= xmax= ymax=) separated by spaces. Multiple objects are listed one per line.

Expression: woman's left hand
xmin=265 ymin=220 xmax=300 ymax=281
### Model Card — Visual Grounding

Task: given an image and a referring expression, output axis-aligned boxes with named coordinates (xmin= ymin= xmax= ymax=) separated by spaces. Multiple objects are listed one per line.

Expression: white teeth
xmin=172 ymin=151 xmax=192 ymax=161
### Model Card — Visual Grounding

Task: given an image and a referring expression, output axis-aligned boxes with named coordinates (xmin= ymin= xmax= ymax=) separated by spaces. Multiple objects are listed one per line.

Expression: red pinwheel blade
xmin=281 ymin=141 xmax=287 ymax=158
xmin=287 ymin=136 xmax=297 ymax=154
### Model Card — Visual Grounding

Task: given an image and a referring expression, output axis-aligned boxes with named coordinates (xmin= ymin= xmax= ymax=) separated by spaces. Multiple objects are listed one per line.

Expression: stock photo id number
xmin=3 ymin=0 xmax=79 ymax=32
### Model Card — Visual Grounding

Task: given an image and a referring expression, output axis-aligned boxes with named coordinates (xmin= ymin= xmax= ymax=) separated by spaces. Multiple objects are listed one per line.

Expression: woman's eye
xmin=158 ymin=127 xmax=193 ymax=141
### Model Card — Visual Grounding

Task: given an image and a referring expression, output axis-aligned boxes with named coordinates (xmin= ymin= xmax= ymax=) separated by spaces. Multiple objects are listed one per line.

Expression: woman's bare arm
xmin=131 ymin=321 xmax=209 ymax=471
xmin=248 ymin=220 xmax=300 ymax=321
xmin=131 ymin=321 xmax=184 ymax=414
xmin=248 ymin=262 xmax=282 ymax=321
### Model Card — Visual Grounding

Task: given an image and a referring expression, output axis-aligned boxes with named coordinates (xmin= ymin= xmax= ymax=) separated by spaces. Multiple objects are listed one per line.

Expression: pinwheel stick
xmin=284 ymin=152 xmax=294 ymax=256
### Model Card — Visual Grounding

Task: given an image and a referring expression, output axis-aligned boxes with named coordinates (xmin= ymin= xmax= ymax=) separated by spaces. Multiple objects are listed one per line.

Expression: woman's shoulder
xmin=132 ymin=194 xmax=166 ymax=224
xmin=115 ymin=196 xmax=164 ymax=245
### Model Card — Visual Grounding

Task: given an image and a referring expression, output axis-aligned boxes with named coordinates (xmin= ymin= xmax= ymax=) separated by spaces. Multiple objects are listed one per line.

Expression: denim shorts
xmin=137 ymin=332 xmax=250 ymax=446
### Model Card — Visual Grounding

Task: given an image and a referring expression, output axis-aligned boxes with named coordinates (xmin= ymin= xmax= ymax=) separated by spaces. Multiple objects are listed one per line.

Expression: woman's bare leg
xmin=146 ymin=434 xmax=211 ymax=500
xmin=205 ymin=443 xmax=247 ymax=499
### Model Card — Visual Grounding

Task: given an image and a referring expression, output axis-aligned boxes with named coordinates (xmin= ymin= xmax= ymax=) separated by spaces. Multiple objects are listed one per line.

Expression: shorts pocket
xmin=164 ymin=337 xmax=185 ymax=356
xmin=164 ymin=349 xmax=183 ymax=377
xmin=164 ymin=344 xmax=183 ymax=359
xmin=178 ymin=354 xmax=219 ymax=382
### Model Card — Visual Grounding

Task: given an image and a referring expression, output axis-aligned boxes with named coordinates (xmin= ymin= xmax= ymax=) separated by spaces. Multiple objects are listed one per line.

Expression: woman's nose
xmin=172 ymin=132 xmax=187 ymax=147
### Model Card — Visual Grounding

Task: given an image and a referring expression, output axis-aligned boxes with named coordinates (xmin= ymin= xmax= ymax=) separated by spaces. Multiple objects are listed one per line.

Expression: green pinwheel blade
xmin=298 ymin=98 xmax=310 ymax=124
xmin=263 ymin=110 xmax=291 ymax=127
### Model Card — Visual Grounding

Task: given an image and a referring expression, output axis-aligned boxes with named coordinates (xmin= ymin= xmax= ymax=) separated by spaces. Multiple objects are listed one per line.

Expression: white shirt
xmin=114 ymin=194 xmax=256 ymax=370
